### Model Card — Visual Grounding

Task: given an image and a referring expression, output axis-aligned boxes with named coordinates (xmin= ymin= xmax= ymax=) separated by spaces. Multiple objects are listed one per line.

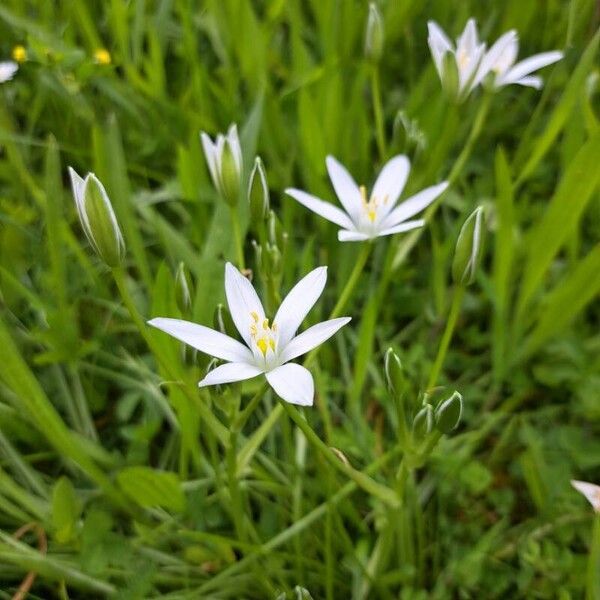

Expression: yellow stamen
xmin=251 ymin=311 xmax=259 ymax=322
xmin=256 ymin=338 xmax=268 ymax=356
xmin=94 ymin=48 xmax=112 ymax=65
xmin=360 ymin=185 xmax=368 ymax=204
xmin=262 ymin=318 xmax=269 ymax=330
xmin=269 ymin=339 xmax=275 ymax=351
xmin=12 ymin=45 xmax=27 ymax=63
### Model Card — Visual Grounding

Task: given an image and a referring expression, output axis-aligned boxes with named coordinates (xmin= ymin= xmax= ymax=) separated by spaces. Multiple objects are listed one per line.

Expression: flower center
xmin=457 ymin=48 xmax=470 ymax=69
xmin=249 ymin=311 xmax=277 ymax=357
xmin=360 ymin=185 xmax=388 ymax=224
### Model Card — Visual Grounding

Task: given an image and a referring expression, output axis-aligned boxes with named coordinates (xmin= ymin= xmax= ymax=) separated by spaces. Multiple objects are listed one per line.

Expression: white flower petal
xmin=266 ymin=363 xmax=314 ymax=406
xmin=226 ymin=123 xmax=243 ymax=175
xmin=457 ymin=18 xmax=479 ymax=56
xmin=274 ymin=267 xmax=328 ymax=347
xmin=473 ymin=30 xmax=518 ymax=86
xmin=338 ymin=230 xmax=370 ymax=242
xmin=571 ymin=480 xmax=600 ymax=512
xmin=371 ymin=155 xmax=411 ymax=212
xmin=198 ymin=362 xmax=262 ymax=387
xmin=280 ymin=317 xmax=351 ymax=363
xmin=325 ymin=156 xmax=363 ymax=223
xmin=285 ymin=188 xmax=355 ymax=230
xmin=459 ymin=43 xmax=486 ymax=93
xmin=377 ymin=220 xmax=425 ymax=238
xmin=512 ymin=75 xmax=543 ymax=89
xmin=427 ymin=21 xmax=454 ymax=75
xmin=0 ymin=61 xmax=18 ymax=83
xmin=200 ymin=132 xmax=220 ymax=188
xmin=502 ymin=51 xmax=563 ymax=83
xmin=224 ymin=263 xmax=266 ymax=346
xmin=381 ymin=182 xmax=448 ymax=229
xmin=148 ymin=317 xmax=254 ymax=363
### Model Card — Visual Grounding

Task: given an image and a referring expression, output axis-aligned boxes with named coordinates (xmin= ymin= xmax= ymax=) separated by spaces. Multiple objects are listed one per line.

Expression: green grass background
xmin=0 ymin=0 xmax=599 ymax=597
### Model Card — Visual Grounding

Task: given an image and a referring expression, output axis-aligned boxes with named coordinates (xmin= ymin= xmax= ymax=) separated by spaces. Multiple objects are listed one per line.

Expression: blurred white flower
xmin=149 ymin=263 xmax=350 ymax=406
xmin=571 ymin=480 xmax=600 ymax=513
xmin=200 ymin=124 xmax=243 ymax=205
xmin=0 ymin=61 xmax=18 ymax=83
xmin=286 ymin=155 xmax=448 ymax=242
xmin=427 ymin=19 xmax=486 ymax=100
xmin=477 ymin=30 xmax=563 ymax=89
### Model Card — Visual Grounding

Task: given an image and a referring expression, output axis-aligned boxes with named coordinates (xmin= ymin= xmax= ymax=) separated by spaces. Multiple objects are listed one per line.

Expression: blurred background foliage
xmin=0 ymin=0 xmax=599 ymax=598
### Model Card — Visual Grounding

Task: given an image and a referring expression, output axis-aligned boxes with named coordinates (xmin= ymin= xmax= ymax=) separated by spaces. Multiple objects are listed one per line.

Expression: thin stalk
xmin=588 ymin=515 xmax=600 ymax=600
xmin=229 ymin=205 xmax=246 ymax=269
xmin=371 ymin=65 xmax=386 ymax=161
xmin=426 ymin=285 xmax=465 ymax=391
xmin=329 ymin=243 xmax=372 ymax=320
xmin=227 ymin=394 xmax=245 ymax=542
xmin=232 ymin=382 xmax=269 ymax=434
xmin=279 ymin=400 xmax=400 ymax=508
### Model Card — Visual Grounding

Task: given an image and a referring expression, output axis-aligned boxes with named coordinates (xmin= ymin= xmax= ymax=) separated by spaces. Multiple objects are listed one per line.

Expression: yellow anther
xmin=251 ymin=311 xmax=259 ymax=322
xmin=262 ymin=318 xmax=269 ymax=330
xmin=360 ymin=185 xmax=368 ymax=204
xmin=269 ymin=339 xmax=276 ymax=351
xmin=94 ymin=48 xmax=112 ymax=65
xmin=257 ymin=338 xmax=268 ymax=356
xmin=12 ymin=45 xmax=27 ymax=63
xmin=368 ymin=210 xmax=377 ymax=222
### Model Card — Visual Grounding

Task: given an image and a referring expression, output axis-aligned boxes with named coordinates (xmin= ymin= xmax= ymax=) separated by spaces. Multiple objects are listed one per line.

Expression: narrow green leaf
xmin=117 ymin=466 xmax=186 ymax=512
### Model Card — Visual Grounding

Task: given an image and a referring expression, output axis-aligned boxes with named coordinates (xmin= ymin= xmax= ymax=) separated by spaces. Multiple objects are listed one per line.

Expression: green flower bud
xmin=364 ymin=3 xmax=384 ymax=63
xmin=384 ymin=348 xmax=404 ymax=394
xmin=200 ymin=124 xmax=243 ymax=207
xmin=452 ymin=206 xmax=484 ymax=285
xmin=266 ymin=243 xmax=282 ymax=277
xmin=175 ymin=262 xmax=193 ymax=314
xmin=434 ymin=391 xmax=463 ymax=434
xmin=248 ymin=156 xmax=269 ymax=227
xmin=413 ymin=404 xmax=434 ymax=439
xmin=69 ymin=167 xmax=125 ymax=267
xmin=441 ymin=51 xmax=459 ymax=101
xmin=267 ymin=209 xmax=287 ymax=249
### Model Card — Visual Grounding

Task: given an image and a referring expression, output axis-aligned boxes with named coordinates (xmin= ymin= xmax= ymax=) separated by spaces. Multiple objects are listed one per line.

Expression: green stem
xmin=427 ymin=285 xmax=465 ymax=390
xmin=227 ymin=395 xmax=246 ymax=542
xmin=232 ymin=382 xmax=269 ymax=434
xmin=371 ymin=66 xmax=386 ymax=161
xmin=279 ymin=400 xmax=400 ymax=508
xmin=230 ymin=205 xmax=246 ymax=269
xmin=329 ymin=243 xmax=372 ymax=320
xmin=588 ymin=515 xmax=600 ymax=600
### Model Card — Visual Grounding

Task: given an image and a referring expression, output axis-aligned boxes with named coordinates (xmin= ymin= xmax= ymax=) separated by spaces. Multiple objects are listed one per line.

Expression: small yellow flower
xmin=12 ymin=45 xmax=27 ymax=63
xmin=94 ymin=48 xmax=111 ymax=65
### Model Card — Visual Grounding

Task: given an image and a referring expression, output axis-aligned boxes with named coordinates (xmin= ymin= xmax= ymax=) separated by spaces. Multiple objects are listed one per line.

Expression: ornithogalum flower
xmin=148 ymin=263 xmax=350 ymax=406
xmin=286 ymin=155 xmax=448 ymax=242
xmin=571 ymin=480 xmax=600 ymax=513
xmin=0 ymin=61 xmax=18 ymax=83
xmin=427 ymin=19 xmax=486 ymax=100
xmin=200 ymin=124 xmax=243 ymax=206
xmin=476 ymin=30 xmax=563 ymax=90
xmin=68 ymin=168 xmax=125 ymax=267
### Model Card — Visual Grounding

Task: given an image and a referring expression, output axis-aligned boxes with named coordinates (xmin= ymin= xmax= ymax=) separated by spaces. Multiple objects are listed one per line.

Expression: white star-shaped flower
xmin=285 ymin=155 xmax=448 ymax=242
xmin=477 ymin=30 xmax=563 ymax=89
xmin=148 ymin=263 xmax=350 ymax=406
xmin=0 ymin=61 xmax=18 ymax=83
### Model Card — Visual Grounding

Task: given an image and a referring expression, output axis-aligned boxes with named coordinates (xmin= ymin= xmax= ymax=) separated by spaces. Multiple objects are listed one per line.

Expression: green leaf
xmin=52 ymin=476 xmax=82 ymax=543
xmin=117 ymin=466 xmax=186 ymax=512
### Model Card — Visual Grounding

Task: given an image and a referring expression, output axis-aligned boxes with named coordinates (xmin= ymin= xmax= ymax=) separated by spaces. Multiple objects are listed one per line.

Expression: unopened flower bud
xmin=434 ymin=391 xmax=463 ymax=434
xmin=266 ymin=243 xmax=282 ymax=276
xmin=69 ymin=167 xmax=125 ymax=267
xmin=452 ymin=206 xmax=484 ymax=285
xmin=364 ymin=3 xmax=384 ymax=63
xmin=248 ymin=156 xmax=269 ymax=227
xmin=384 ymin=348 xmax=404 ymax=395
xmin=175 ymin=262 xmax=193 ymax=314
xmin=200 ymin=124 xmax=243 ymax=207
xmin=413 ymin=404 xmax=434 ymax=439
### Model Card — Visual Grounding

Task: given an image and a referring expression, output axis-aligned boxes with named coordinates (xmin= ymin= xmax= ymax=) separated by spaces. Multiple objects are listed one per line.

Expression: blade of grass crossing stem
xmin=492 ymin=148 xmax=515 ymax=383
xmin=515 ymin=131 xmax=600 ymax=332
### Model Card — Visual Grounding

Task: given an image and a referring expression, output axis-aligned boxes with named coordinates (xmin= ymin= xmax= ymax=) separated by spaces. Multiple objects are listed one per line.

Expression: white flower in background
xmin=285 ymin=155 xmax=448 ymax=242
xmin=427 ymin=19 xmax=486 ymax=100
xmin=148 ymin=263 xmax=350 ymax=406
xmin=476 ymin=30 xmax=563 ymax=89
xmin=0 ymin=61 xmax=18 ymax=83
xmin=571 ymin=480 xmax=600 ymax=513
xmin=200 ymin=124 xmax=243 ymax=205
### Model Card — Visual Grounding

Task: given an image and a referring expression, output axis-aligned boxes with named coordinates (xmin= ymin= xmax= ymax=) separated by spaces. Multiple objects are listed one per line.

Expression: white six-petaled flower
xmin=200 ymin=124 xmax=243 ymax=205
xmin=477 ymin=29 xmax=563 ymax=90
xmin=148 ymin=263 xmax=350 ymax=406
xmin=571 ymin=480 xmax=600 ymax=513
xmin=285 ymin=155 xmax=448 ymax=242
xmin=0 ymin=61 xmax=18 ymax=83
